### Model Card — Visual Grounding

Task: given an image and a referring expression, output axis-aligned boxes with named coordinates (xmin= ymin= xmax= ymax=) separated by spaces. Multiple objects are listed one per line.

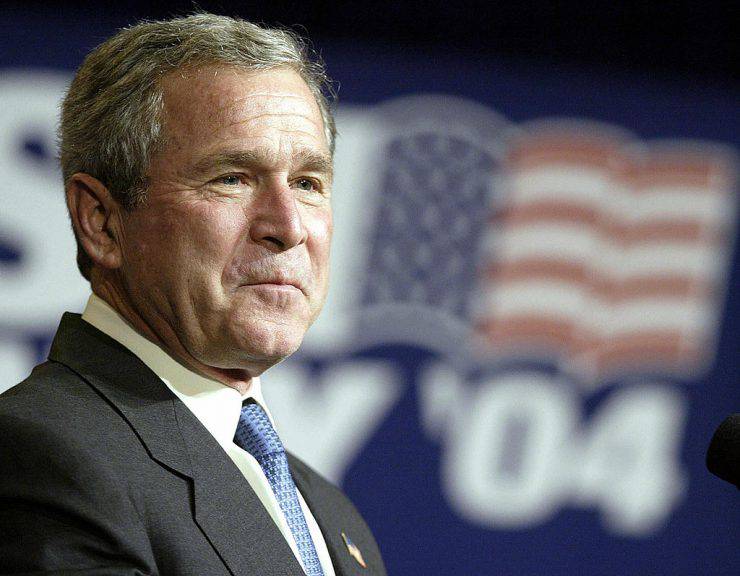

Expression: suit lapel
xmin=175 ymin=401 xmax=303 ymax=575
xmin=289 ymin=455 xmax=368 ymax=576
xmin=49 ymin=314 xmax=304 ymax=576
xmin=49 ymin=314 xmax=192 ymax=478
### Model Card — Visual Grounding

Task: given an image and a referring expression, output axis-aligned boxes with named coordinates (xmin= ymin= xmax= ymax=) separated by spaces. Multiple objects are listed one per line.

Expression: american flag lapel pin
xmin=341 ymin=531 xmax=367 ymax=568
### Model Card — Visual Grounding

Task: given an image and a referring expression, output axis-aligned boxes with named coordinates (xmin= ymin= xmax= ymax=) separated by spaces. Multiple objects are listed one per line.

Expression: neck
xmin=91 ymin=275 xmax=255 ymax=395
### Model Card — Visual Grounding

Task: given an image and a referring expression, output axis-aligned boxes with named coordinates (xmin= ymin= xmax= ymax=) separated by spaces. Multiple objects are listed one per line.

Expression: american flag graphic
xmin=341 ymin=532 xmax=367 ymax=568
xmin=362 ymin=131 xmax=497 ymax=320
xmin=474 ymin=122 xmax=737 ymax=383
xmin=355 ymin=96 xmax=510 ymax=353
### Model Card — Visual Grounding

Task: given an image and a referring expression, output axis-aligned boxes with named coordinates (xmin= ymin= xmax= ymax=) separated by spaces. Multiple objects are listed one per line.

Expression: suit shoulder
xmin=0 ymin=360 xmax=137 ymax=460
xmin=2 ymin=359 xmax=91 ymax=402
xmin=1 ymin=360 xmax=108 ymax=423
xmin=0 ymin=365 xmax=160 ymax=572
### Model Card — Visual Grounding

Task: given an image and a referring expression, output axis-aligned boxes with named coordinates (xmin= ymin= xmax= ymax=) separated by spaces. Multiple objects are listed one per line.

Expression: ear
xmin=65 ymin=173 xmax=124 ymax=270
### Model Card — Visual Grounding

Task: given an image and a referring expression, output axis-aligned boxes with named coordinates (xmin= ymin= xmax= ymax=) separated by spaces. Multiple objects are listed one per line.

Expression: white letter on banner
xmin=418 ymin=362 xmax=466 ymax=440
xmin=437 ymin=370 xmax=577 ymax=527
xmin=0 ymin=338 xmax=38 ymax=394
xmin=263 ymin=358 xmax=403 ymax=483
xmin=574 ymin=384 xmax=688 ymax=536
xmin=0 ymin=72 xmax=89 ymax=328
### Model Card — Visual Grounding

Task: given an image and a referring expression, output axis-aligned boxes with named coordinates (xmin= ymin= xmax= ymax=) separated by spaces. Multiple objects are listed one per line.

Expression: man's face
xmin=116 ymin=66 xmax=333 ymax=374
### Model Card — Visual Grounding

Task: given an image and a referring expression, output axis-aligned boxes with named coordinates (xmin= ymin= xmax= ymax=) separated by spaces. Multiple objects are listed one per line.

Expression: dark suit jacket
xmin=0 ymin=313 xmax=386 ymax=576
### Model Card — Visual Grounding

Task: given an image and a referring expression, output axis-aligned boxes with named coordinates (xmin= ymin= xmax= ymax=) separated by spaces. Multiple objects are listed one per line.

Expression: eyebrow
xmin=192 ymin=147 xmax=334 ymax=178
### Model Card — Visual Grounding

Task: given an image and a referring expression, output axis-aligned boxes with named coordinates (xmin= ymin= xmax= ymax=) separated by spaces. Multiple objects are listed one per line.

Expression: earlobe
xmin=65 ymin=173 xmax=123 ymax=270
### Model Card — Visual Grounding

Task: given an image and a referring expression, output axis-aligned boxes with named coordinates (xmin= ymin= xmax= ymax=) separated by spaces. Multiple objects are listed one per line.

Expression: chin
xmin=229 ymin=320 xmax=307 ymax=366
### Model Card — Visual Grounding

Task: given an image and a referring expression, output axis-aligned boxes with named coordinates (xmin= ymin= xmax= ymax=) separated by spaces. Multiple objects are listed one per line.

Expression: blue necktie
xmin=234 ymin=402 xmax=325 ymax=576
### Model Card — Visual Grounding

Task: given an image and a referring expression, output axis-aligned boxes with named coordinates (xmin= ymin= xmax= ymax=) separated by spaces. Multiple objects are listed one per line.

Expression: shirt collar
xmin=81 ymin=293 xmax=273 ymax=451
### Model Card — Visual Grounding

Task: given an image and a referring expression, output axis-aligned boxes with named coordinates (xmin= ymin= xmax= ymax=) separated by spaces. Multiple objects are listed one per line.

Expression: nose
xmin=248 ymin=182 xmax=307 ymax=252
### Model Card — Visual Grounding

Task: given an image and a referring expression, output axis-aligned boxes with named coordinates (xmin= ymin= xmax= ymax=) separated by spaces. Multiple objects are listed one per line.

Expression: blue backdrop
xmin=1 ymin=7 xmax=737 ymax=575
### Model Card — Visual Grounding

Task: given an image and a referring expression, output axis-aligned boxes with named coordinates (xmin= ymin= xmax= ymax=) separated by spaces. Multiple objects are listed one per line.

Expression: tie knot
xmin=234 ymin=402 xmax=284 ymax=461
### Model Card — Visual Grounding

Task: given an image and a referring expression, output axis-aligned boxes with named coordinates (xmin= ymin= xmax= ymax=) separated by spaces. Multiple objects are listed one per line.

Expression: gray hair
xmin=59 ymin=12 xmax=337 ymax=280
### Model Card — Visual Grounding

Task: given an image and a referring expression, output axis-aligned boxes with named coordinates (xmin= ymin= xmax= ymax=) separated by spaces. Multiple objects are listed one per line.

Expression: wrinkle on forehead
xmin=161 ymin=66 xmax=327 ymax=149
xmin=163 ymin=66 xmax=320 ymax=120
xmin=219 ymin=93 xmax=324 ymax=140
xmin=222 ymin=110 xmax=324 ymax=135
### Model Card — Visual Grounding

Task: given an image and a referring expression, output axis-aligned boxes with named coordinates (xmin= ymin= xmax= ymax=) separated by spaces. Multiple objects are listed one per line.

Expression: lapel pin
xmin=341 ymin=531 xmax=367 ymax=569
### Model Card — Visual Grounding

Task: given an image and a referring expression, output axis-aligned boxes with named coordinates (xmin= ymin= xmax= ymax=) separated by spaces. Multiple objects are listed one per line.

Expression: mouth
xmin=241 ymin=279 xmax=305 ymax=295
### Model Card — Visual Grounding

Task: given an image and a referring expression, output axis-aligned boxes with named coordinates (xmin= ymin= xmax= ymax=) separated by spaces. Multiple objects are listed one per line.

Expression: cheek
xmin=305 ymin=210 xmax=332 ymax=309
xmin=305 ymin=209 xmax=333 ymax=264
xmin=120 ymin=212 xmax=174 ymax=274
xmin=128 ymin=203 xmax=246 ymax=278
xmin=188 ymin=207 xmax=250 ymax=289
xmin=189 ymin=203 xmax=251 ymax=282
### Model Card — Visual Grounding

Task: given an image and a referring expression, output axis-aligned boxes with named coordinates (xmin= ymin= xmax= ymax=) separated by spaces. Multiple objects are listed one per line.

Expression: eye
xmin=292 ymin=177 xmax=318 ymax=192
xmin=217 ymin=174 xmax=242 ymax=186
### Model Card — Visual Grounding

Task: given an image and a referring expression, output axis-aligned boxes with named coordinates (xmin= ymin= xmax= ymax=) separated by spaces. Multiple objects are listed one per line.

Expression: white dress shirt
xmin=81 ymin=294 xmax=335 ymax=575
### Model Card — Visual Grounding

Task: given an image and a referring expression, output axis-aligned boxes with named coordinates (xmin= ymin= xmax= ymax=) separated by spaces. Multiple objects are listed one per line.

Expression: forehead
xmin=159 ymin=65 xmax=327 ymax=151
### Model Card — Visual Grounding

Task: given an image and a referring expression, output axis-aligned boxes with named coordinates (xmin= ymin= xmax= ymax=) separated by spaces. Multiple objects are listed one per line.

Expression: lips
xmin=241 ymin=276 xmax=305 ymax=295
xmin=229 ymin=257 xmax=310 ymax=296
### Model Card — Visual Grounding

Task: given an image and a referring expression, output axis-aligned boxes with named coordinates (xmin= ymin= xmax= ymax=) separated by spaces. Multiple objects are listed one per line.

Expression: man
xmin=0 ymin=13 xmax=386 ymax=576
